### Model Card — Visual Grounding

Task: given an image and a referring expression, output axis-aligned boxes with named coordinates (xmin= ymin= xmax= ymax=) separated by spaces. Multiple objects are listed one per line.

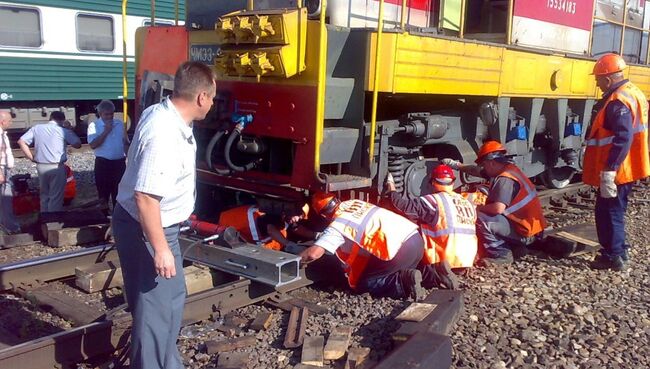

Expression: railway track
xmin=2 ymin=180 xmax=642 ymax=369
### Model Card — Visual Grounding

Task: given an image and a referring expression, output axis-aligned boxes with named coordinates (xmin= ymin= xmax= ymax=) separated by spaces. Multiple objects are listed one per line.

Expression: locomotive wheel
xmin=542 ymin=167 xmax=575 ymax=189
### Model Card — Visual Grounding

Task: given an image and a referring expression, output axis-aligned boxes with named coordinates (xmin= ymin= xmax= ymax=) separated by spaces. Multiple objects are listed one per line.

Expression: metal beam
xmin=181 ymin=238 xmax=301 ymax=287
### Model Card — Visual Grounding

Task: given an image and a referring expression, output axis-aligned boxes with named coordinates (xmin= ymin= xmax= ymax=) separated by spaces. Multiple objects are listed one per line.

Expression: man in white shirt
xmin=17 ymin=111 xmax=81 ymax=212
xmin=112 ymin=61 xmax=216 ymax=369
xmin=87 ymin=100 xmax=128 ymax=211
xmin=0 ymin=111 xmax=20 ymax=234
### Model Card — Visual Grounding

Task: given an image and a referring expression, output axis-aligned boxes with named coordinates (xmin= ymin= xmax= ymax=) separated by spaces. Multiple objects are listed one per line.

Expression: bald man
xmin=0 ymin=112 xmax=20 ymax=234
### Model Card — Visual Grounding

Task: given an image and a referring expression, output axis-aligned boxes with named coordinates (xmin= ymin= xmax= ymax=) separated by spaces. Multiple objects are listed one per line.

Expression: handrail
xmin=248 ymin=0 xmax=254 ymax=11
xmin=620 ymin=0 xmax=628 ymax=57
xmin=400 ymin=0 xmax=407 ymax=30
xmin=150 ymin=0 xmax=155 ymax=25
xmin=122 ymin=0 xmax=128 ymax=126
xmin=174 ymin=0 xmax=179 ymax=25
xmin=314 ymin=0 xmax=328 ymax=182
xmin=506 ymin=0 xmax=513 ymax=45
xmin=368 ymin=0 xmax=386 ymax=169
xmin=459 ymin=0 xmax=466 ymax=38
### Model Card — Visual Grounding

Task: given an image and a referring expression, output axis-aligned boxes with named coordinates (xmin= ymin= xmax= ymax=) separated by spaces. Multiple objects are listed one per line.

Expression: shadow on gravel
xmin=0 ymin=294 xmax=65 ymax=345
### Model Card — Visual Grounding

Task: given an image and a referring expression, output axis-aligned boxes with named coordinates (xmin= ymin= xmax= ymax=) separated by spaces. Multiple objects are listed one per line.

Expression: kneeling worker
xmin=299 ymin=193 xmax=456 ymax=301
xmin=385 ymin=164 xmax=477 ymax=271
xmin=444 ymin=141 xmax=546 ymax=265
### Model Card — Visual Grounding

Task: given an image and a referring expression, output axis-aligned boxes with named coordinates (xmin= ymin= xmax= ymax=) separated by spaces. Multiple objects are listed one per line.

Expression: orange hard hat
xmin=476 ymin=140 xmax=507 ymax=163
xmin=431 ymin=164 xmax=456 ymax=185
xmin=311 ymin=192 xmax=339 ymax=216
xmin=592 ymin=53 xmax=627 ymax=76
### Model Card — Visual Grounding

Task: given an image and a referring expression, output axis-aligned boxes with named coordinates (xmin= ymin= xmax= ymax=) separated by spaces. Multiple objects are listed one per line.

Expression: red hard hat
xmin=431 ymin=164 xmax=456 ymax=185
xmin=476 ymin=140 xmax=507 ymax=163
xmin=592 ymin=53 xmax=627 ymax=76
xmin=311 ymin=192 xmax=339 ymax=216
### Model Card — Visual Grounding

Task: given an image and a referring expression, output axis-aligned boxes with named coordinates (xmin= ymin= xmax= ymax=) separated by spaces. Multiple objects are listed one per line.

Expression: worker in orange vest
xmin=443 ymin=141 xmax=547 ymax=266
xmin=218 ymin=204 xmax=311 ymax=251
xmin=299 ymin=193 xmax=458 ymax=301
xmin=385 ymin=164 xmax=476 ymax=272
xmin=584 ymin=53 xmax=650 ymax=271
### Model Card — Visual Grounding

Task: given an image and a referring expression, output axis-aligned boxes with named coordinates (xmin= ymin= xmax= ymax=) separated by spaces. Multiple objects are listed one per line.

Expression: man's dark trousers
xmin=595 ymin=182 xmax=633 ymax=258
xmin=113 ymin=204 xmax=186 ymax=369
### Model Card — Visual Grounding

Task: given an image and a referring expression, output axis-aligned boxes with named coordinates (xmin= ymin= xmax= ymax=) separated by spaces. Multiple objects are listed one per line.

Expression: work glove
xmin=441 ymin=158 xmax=462 ymax=170
xmin=600 ymin=171 xmax=617 ymax=198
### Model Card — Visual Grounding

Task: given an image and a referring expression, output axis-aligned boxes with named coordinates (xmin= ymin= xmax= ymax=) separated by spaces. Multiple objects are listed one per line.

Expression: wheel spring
xmin=388 ymin=154 xmax=406 ymax=192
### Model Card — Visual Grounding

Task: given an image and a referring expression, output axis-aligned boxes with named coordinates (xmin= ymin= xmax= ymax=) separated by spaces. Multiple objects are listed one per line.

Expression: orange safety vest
xmin=218 ymin=205 xmax=285 ymax=250
xmin=496 ymin=165 xmax=547 ymax=237
xmin=420 ymin=191 xmax=478 ymax=268
xmin=583 ymin=81 xmax=650 ymax=186
xmin=329 ymin=200 xmax=419 ymax=289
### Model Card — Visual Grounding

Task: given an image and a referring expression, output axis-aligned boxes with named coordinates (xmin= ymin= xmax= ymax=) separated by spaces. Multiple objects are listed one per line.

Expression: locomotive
xmin=135 ymin=0 xmax=650 ymax=216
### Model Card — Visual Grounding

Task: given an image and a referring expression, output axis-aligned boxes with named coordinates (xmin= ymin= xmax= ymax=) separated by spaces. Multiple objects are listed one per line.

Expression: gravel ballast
xmin=1 ymin=152 xmax=649 ymax=369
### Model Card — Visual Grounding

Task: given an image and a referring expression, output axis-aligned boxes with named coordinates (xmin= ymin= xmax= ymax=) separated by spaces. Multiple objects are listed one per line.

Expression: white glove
xmin=600 ymin=171 xmax=617 ymax=198
xmin=441 ymin=158 xmax=462 ymax=170
xmin=386 ymin=172 xmax=394 ymax=185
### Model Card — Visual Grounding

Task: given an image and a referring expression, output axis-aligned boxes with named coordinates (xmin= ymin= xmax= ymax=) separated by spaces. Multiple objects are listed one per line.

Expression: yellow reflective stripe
xmin=585 ymin=124 xmax=647 ymax=147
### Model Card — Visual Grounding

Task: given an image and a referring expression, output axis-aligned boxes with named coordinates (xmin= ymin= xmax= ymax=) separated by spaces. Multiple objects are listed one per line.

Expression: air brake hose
xmin=205 ymin=130 xmax=231 ymax=175
xmin=224 ymin=127 xmax=259 ymax=172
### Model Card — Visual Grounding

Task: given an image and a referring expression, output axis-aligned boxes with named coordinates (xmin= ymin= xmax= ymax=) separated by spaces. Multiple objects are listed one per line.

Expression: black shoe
xmin=432 ymin=260 xmax=460 ymax=290
xmin=400 ymin=269 xmax=425 ymax=301
xmin=590 ymin=254 xmax=626 ymax=271
xmin=621 ymin=248 xmax=630 ymax=262
xmin=478 ymin=252 xmax=514 ymax=267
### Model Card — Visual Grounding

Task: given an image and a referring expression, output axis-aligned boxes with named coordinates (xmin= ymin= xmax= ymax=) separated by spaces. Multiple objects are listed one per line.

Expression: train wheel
xmin=542 ymin=167 xmax=575 ymax=189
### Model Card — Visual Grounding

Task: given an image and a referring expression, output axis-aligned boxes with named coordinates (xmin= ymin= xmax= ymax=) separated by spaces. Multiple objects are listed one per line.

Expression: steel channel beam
xmin=0 ymin=269 xmax=314 ymax=369
xmin=182 ymin=238 xmax=302 ymax=287
xmin=0 ymin=244 xmax=117 ymax=291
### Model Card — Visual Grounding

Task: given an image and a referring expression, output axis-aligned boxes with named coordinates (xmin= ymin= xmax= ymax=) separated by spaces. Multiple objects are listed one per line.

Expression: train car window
xmin=76 ymin=14 xmax=114 ymax=52
xmin=0 ymin=6 xmax=41 ymax=48
xmin=592 ymin=0 xmax=650 ymax=64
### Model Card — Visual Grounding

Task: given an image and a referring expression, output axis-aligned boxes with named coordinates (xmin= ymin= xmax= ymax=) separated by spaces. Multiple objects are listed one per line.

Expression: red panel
xmin=514 ymin=0 xmax=594 ymax=31
xmin=138 ymin=26 xmax=189 ymax=76
xmin=375 ymin=0 xmax=431 ymax=12
xmin=217 ymin=81 xmax=319 ymax=190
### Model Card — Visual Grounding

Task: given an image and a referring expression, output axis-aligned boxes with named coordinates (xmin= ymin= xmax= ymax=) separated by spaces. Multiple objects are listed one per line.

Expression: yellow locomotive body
xmin=136 ymin=0 xmax=650 ymax=210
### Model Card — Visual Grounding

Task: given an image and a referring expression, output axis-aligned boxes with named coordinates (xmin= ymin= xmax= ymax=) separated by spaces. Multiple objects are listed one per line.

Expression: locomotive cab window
xmin=76 ymin=14 xmax=114 ymax=52
xmin=0 ymin=6 xmax=41 ymax=48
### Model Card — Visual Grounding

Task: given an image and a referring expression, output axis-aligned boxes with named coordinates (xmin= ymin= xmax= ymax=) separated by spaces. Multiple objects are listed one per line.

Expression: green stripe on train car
xmin=9 ymin=0 xmax=185 ymax=20
xmin=0 ymin=57 xmax=135 ymax=101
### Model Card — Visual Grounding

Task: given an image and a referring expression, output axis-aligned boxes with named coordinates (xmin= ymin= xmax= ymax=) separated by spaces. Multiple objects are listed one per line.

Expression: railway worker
xmin=87 ymin=100 xmax=128 ymax=212
xmin=443 ymin=141 xmax=546 ymax=266
xmin=112 ymin=61 xmax=216 ymax=369
xmin=17 ymin=111 xmax=82 ymax=213
xmin=0 ymin=111 xmax=21 ymax=234
xmin=218 ymin=203 xmax=314 ymax=252
xmin=584 ymin=53 xmax=650 ymax=271
xmin=385 ymin=164 xmax=476 ymax=272
xmin=299 ymin=193 xmax=458 ymax=301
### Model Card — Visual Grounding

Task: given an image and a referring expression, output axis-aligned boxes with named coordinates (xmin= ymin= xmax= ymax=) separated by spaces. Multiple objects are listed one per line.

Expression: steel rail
xmin=0 ymin=269 xmax=315 ymax=369
xmin=0 ymin=244 xmax=117 ymax=291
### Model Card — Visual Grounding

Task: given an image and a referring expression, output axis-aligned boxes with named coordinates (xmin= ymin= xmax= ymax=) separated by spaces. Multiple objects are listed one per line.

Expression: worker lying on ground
xmin=299 ymin=192 xmax=458 ymax=301
xmin=443 ymin=141 xmax=547 ymax=266
xmin=218 ymin=203 xmax=314 ymax=252
xmin=385 ymin=164 xmax=477 ymax=271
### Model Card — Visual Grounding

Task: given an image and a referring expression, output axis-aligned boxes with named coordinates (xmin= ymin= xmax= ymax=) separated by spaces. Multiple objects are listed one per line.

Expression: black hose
xmin=205 ymin=130 xmax=230 ymax=175
xmin=224 ymin=128 xmax=258 ymax=172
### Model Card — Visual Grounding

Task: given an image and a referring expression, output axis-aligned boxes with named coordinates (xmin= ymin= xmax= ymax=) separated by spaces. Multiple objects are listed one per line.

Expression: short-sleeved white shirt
xmin=87 ymin=118 xmax=126 ymax=160
xmin=116 ymin=98 xmax=196 ymax=227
